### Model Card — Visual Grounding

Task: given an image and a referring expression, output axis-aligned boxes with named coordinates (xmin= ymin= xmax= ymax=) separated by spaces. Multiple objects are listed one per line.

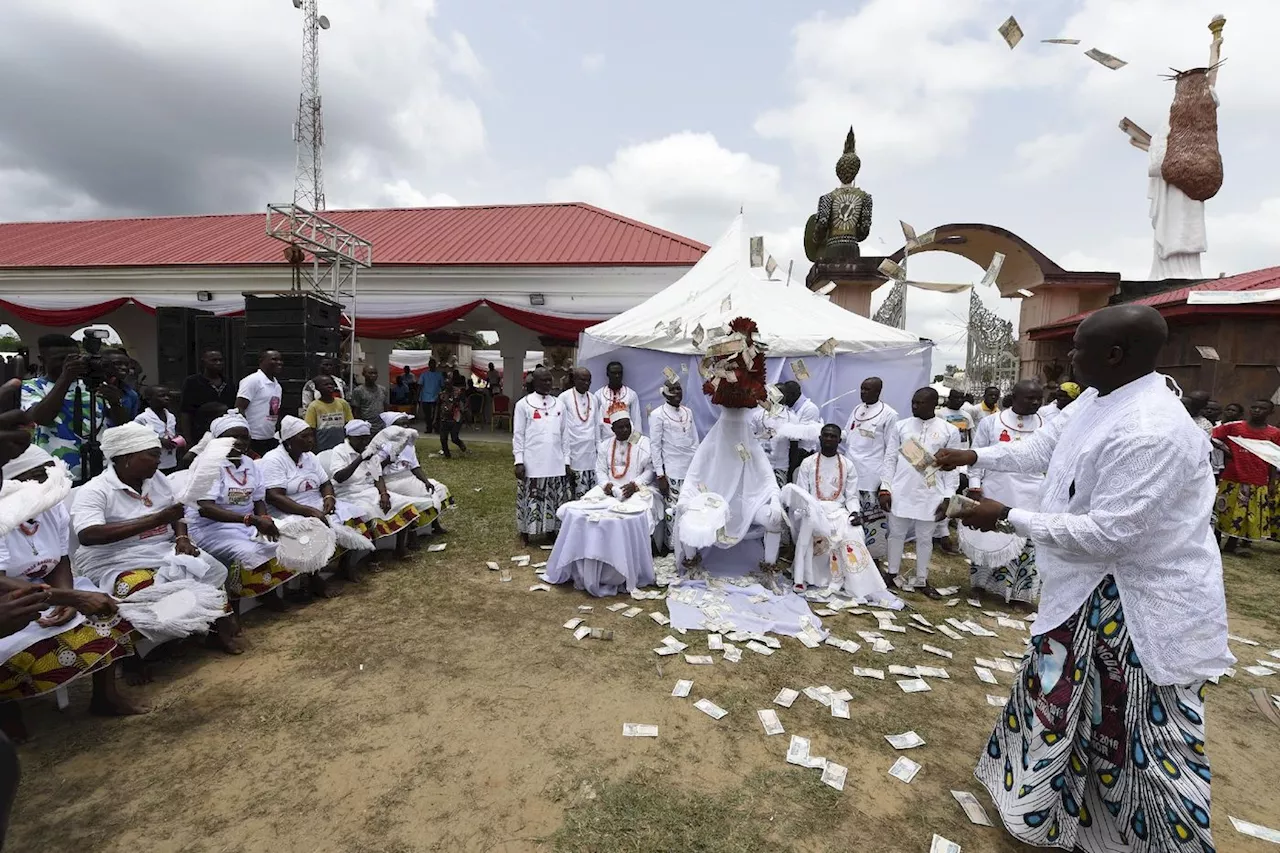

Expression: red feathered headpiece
xmin=700 ymin=316 xmax=768 ymax=408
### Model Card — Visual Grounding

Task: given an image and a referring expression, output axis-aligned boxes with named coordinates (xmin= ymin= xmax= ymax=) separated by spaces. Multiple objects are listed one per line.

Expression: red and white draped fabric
xmin=0 ymin=294 xmax=608 ymax=340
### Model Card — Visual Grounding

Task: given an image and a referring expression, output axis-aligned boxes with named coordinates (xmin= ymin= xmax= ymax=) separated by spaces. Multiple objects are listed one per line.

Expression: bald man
xmin=963 ymin=378 xmax=1045 ymax=608
xmin=938 ymin=304 xmax=1233 ymax=853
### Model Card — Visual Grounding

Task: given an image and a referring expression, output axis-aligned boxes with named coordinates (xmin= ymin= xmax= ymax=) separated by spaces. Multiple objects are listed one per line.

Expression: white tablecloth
xmin=545 ymin=499 xmax=656 ymax=597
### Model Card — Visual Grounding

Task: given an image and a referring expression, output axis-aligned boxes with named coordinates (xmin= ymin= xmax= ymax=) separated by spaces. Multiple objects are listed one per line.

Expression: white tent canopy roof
xmin=579 ymin=214 xmax=922 ymax=360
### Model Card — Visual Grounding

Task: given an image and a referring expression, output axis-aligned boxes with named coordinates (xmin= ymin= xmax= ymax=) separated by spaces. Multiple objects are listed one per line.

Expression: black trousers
xmin=439 ymin=419 xmax=466 ymax=455
xmin=420 ymin=401 xmax=438 ymax=431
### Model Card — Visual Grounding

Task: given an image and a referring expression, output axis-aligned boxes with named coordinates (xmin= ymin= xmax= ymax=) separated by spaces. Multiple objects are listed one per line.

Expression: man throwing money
xmin=937 ymin=304 xmax=1233 ymax=853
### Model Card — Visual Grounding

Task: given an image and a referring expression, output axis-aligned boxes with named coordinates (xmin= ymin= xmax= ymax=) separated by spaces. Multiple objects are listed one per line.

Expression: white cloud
xmin=546 ymin=131 xmax=788 ymax=241
xmin=1013 ymin=131 xmax=1091 ymax=181
xmin=581 ymin=53 xmax=605 ymax=73
xmin=755 ymin=0 xmax=1072 ymax=170
xmin=373 ymin=180 xmax=461 ymax=209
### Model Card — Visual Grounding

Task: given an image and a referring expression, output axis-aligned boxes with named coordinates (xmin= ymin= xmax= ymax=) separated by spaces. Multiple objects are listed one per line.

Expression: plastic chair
xmin=465 ymin=391 xmax=485 ymax=428
xmin=492 ymin=394 xmax=512 ymax=431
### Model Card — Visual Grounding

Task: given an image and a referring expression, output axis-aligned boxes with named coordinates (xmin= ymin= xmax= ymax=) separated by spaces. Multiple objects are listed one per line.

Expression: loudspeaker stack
xmin=242 ymin=294 xmax=342 ymax=413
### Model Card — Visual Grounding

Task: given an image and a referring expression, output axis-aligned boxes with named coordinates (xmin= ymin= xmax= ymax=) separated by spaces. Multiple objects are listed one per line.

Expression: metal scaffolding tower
xmin=291 ymin=0 xmax=328 ymax=211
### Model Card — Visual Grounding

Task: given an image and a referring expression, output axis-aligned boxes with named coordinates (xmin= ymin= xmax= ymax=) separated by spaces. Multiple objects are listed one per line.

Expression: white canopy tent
xmin=578 ymin=215 xmax=932 ymax=435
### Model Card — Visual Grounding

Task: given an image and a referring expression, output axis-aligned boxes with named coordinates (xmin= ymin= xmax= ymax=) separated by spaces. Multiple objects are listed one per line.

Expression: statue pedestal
xmin=806 ymin=259 xmax=886 ymax=318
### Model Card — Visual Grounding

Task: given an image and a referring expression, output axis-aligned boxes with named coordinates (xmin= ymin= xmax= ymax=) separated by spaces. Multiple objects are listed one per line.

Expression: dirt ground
xmin=9 ymin=441 xmax=1280 ymax=853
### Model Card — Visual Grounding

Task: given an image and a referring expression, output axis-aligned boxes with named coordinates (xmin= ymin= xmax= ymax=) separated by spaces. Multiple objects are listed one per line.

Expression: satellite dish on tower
xmin=318 ymin=15 xmax=330 ymax=28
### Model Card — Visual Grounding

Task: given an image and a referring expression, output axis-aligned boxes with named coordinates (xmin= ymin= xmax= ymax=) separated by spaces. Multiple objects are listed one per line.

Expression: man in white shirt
xmin=962 ymin=379 xmax=1045 ymax=607
xmin=783 ymin=424 xmax=897 ymax=605
xmin=594 ymin=407 xmax=655 ymax=500
xmin=557 ymin=367 xmax=598 ymax=500
xmin=933 ymin=388 xmax=974 ymax=554
xmin=235 ymin=350 xmax=284 ymax=456
xmin=300 ymin=356 xmax=348 ymax=410
xmin=594 ymin=361 xmax=642 ymax=441
xmin=842 ymin=377 xmax=897 ymax=559
xmin=879 ymin=387 xmax=960 ymax=599
xmin=965 ymin=385 xmax=1001 ymax=424
xmin=781 ymin=380 xmax=821 ymax=476
xmin=940 ymin=305 xmax=1233 ymax=853
xmin=649 ymin=379 xmax=700 ymax=554
xmin=512 ymin=367 xmax=570 ymax=545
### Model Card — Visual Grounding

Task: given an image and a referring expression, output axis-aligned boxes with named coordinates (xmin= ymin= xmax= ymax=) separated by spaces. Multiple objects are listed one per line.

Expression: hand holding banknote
xmin=952 ymin=496 xmax=1011 ymax=532
xmin=934 ymin=448 xmax=977 ymax=470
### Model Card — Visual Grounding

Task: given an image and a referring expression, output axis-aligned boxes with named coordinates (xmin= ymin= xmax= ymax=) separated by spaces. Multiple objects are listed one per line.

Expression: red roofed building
xmin=1028 ymin=266 xmax=1280 ymax=408
xmin=0 ymin=203 xmax=706 ymax=396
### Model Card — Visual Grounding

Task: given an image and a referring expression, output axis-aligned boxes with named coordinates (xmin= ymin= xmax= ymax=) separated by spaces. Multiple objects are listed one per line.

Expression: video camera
xmin=79 ymin=328 xmax=116 ymax=391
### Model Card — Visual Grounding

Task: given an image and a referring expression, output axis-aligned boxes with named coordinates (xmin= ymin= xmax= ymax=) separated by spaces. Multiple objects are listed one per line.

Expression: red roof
xmin=1029 ymin=266 xmax=1280 ymax=340
xmin=0 ymin=203 xmax=707 ymax=269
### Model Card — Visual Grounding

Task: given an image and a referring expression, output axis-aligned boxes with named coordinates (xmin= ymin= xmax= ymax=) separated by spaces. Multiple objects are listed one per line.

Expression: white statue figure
xmin=1124 ymin=16 xmax=1225 ymax=280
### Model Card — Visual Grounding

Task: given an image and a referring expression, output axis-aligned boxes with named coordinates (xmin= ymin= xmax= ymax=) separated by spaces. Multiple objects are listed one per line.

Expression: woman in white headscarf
xmin=258 ymin=416 xmax=371 ymax=591
xmin=71 ymin=422 xmax=237 ymax=660
xmin=324 ymin=420 xmax=433 ymax=560
xmin=185 ymin=414 xmax=293 ymax=608
xmin=377 ymin=412 xmax=452 ymax=538
xmin=0 ymin=445 xmax=145 ymax=741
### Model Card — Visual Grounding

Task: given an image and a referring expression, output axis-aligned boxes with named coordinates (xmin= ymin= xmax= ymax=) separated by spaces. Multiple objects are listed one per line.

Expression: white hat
xmin=1 ymin=444 xmax=54 ymax=479
xmin=278 ymin=415 xmax=310 ymax=442
xmin=100 ymin=423 xmax=161 ymax=459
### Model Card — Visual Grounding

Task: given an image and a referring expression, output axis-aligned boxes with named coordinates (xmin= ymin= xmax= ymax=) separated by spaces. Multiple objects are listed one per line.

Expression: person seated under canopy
xmin=779 ymin=424 xmax=900 ymax=607
xmin=674 ymin=318 xmax=785 ymax=580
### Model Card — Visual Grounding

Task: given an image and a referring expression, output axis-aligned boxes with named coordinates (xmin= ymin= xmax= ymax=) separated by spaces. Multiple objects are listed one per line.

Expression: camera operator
xmin=19 ymin=333 xmax=124 ymax=483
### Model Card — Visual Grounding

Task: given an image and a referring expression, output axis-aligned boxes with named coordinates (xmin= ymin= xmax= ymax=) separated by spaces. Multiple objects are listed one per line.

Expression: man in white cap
xmin=513 ymin=367 xmax=570 ymax=545
xmin=649 ymin=378 xmax=699 ymax=554
xmin=557 ymin=367 xmax=598 ymax=501
xmin=71 ymin=422 xmax=237 ymax=655
xmin=595 ymin=403 xmax=655 ymax=501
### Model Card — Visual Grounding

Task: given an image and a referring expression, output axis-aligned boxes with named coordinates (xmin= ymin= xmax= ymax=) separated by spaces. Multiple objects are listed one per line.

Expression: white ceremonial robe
xmin=783 ymin=453 xmax=895 ymax=605
xmin=587 ymin=435 xmax=658 ymax=529
xmin=650 ymin=405 xmax=699 ymax=481
xmin=963 ymin=410 xmax=1047 ymax=571
xmin=558 ymin=388 xmax=599 ymax=475
xmin=185 ymin=457 xmax=276 ymax=572
xmin=881 ymin=417 xmax=962 ymax=522
xmin=843 ymin=401 xmax=899 ymax=493
xmin=512 ymin=393 xmax=568 ymax=480
xmin=324 ymin=442 xmax=429 ymax=525
xmin=791 ymin=397 xmax=822 ymax=454
xmin=1038 ymin=402 xmax=1063 ymax=424
xmin=972 ymin=372 xmax=1234 ymax=685
xmin=257 ymin=447 xmax=369 ymax=525
xmin=594 ymin=385 xmax=643 ymax=441
xmin=381 ymin=444 xmax=448 ymax=507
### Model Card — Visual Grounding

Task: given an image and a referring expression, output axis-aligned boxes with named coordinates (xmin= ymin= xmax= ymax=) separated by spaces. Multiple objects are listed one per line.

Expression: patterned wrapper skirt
xmin=653 ymin=477 xmax=683 ymax=551
xmin=517 ymin=475 xmax=570 ymax=535
xmin=857 ymin=490 xmax=889 ymax=560
xmin=976 ymin=576 xmax=1214 ymax=853
xmin=969 ymin=540 xmax=1040 ymax=605
xmin=0 ymin=613 xmax=135 ymax=701
xmin=1214 ymin=480 xmax=1270 ymax=542
xmin=569 ymin=469 xmax=598 ymax=501
xmin=227 ymin=557 xmax=296 ymax=600
xmin=111 ymin=569 xmax=232 ymax=615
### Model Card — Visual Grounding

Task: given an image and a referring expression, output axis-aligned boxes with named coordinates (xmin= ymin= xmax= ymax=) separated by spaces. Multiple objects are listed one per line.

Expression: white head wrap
xmin=211 ymin=413 xmax=250 ymax=437
xmin=100 ymin=422 xmax=161 ymax=459
xmin=278 ymin=415 xmax=310 ymax=442
xmin=1 ymin=444 xmax=55 ymax=480
xmin=380 ymin=411 xmax=412 ymax=428
xmin=345 ymin=419 xmax=372 ymax=437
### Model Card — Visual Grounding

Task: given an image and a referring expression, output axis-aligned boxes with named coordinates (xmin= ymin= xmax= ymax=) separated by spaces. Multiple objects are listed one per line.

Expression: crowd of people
xmin=0 ymin=342 xmax=454 ymax=796
xmin=510 ymin=306 xmax=1244 ymax=853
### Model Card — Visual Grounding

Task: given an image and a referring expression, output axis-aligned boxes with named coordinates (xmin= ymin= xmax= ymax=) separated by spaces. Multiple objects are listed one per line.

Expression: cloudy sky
xmin=2 ymin=0 xmax=1277 ymax=367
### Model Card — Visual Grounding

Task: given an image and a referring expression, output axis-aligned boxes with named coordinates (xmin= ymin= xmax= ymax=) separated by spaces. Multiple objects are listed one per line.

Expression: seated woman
xmin=377 ymin=412 xmax=452 ymax=540
xmin=258 ymin=416 xmax=371 ymax=592
xmin=324 ymin=420 xmax=432 ymax=560
xmin=0 ymin=445 xmax=145 ymax=741
xmin=185 ymin=414 xmax=292 ymax=612
xmin=177 ymin=402 xmax=230 ymax=470
xmin=71 ymin=423 xmax=236 ymax=659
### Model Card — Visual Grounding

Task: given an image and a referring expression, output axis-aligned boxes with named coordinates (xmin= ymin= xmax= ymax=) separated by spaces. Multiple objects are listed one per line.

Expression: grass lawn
xmin=9 ymin=439 xmax=1280 ymax=852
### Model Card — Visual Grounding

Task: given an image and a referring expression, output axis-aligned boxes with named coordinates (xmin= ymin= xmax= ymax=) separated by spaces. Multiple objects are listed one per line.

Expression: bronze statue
xmin=804 ymin=127 xmax=873 ymax=263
